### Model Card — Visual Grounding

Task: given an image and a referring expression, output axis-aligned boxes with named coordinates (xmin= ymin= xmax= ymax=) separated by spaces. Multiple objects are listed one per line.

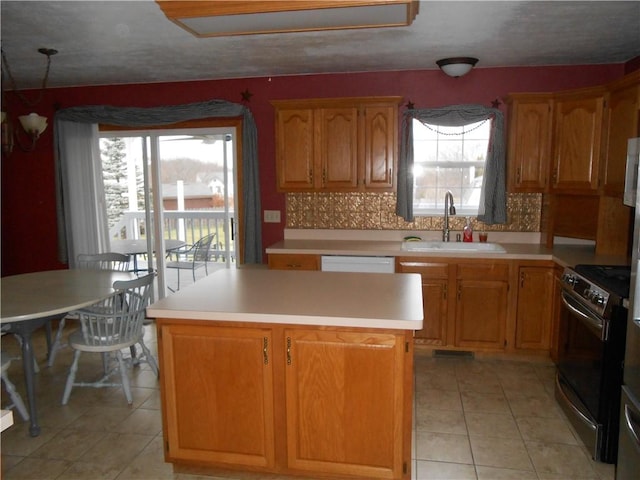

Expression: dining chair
xmin=166 ymin=233 xmax=216 ymax=291
xmin=47 ymin=252 xmax=131 ymax=367
xmin=61 ymin=273 xmax=156 ymax=405
xmin=1 ymin=351 xmax=30 ymax=421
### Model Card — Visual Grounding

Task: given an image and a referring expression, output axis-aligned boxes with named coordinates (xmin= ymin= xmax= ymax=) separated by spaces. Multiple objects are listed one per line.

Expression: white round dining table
xmin=1 ymin=269 xmax=135 ymax=436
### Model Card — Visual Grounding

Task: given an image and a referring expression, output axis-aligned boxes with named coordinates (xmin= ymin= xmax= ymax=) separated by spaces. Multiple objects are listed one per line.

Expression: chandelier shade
xmin=436 ymin=57 xmax=479 ymax=77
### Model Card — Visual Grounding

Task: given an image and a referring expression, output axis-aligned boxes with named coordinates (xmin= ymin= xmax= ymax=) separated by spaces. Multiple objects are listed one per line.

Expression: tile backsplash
xmin=286 ymin=192 xmax=542 ymax=232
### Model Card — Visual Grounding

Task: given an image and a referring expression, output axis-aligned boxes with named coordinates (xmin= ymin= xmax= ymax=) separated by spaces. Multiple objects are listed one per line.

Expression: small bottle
xmin=463 ymin=217 xmax=473 ymax=242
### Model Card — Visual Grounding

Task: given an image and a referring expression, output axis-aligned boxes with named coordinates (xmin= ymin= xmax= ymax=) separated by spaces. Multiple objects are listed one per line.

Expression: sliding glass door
xmin=100 ymin=127 xmax=237 ymax=296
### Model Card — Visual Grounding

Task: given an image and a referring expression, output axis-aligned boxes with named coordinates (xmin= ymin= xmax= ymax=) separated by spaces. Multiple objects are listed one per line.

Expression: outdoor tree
xmin=100 ymin=137 xmax=129 ymax=228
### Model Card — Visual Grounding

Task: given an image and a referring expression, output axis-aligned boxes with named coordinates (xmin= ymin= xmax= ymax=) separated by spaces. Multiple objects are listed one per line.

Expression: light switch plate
xmin=264 ymin=210 xmax=281 ymax=223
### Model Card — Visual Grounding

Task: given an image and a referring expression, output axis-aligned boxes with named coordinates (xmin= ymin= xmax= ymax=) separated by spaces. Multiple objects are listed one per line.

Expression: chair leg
xmin=137 ymin=341 xmax=159 ymax=377
xmin=62 ymin=350 xmax=81 ymax=405
xmin=102 ymin=352 xmax=110 ymax=375
xmin=47 ymin=317 xmax=67 ymax=367
xmin=1 ymin=371 xmax=30 ymax=421
xmin=115 ymin=350 xmax=132 ymax=404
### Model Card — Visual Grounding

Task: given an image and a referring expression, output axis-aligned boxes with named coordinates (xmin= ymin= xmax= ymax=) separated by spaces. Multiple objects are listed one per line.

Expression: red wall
xmin=0 ymin=64 xmax=630 ymax=275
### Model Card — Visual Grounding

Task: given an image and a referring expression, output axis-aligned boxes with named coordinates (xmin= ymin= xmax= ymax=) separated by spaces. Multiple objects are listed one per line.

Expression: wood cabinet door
xmin=362 ymin=105 xmax=397 ymax=190
xmin=601 ymin=77 xmax=640 ymax=196
xmin=454 ymin=261 xmax=510 ymax=350
xmin=454 ymin=279 xmax=508 ymax=349
xmin=507 ymin=95 xmax=553 ymax=192
xmin=551 ymin=93 xmax=604 ymax=192
xmin=284 ymin=328 xmax=408 ymax=479
xmin=417 ymin=279 xmax=448 ymax=345
xmin=276 ymin=108 xmax=315 ymax=191
xmin=268 ymin=253 xmax=319 ymax=270
xmin=396 ymin=259 xmax=448 ymax=345
xmin=515 ymin=266 xmax=553 ymax=350
xmin=160 ymin=324 xmax=276 ymax=468
xmin=318 ymin=107 xmax=359 ymax=190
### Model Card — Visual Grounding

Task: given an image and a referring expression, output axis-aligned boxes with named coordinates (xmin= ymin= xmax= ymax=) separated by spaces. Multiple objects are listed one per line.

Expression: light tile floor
xmin=1 ymin=328 xmax=616 ymax=480
xmin=412 ymin=352 xmax=615 ymax=480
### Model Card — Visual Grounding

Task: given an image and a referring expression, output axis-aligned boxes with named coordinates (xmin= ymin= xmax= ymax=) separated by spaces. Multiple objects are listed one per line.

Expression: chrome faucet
xmin=443 ymin=191 xmax=456 ymax=242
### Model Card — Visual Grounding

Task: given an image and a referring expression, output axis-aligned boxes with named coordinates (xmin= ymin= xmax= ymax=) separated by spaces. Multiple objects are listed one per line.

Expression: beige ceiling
xmin=1 ymin=1 xmax=639 ymax=90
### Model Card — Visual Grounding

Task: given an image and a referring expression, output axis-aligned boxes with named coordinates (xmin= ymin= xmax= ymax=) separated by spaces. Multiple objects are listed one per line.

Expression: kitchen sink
xmin=401 ymin=241 xmax=507 ymax=253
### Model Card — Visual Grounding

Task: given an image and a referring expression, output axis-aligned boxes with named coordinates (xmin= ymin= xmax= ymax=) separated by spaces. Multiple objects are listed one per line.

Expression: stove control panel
xmin=562 ymin=268 xmax=611 ymax=317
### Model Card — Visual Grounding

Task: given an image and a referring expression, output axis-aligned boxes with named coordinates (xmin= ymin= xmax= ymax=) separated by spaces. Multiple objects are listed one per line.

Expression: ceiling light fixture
xmin=1 ymin=47 xmax=57 ymax=154
xmin=156 ymin=0 xmax=419 ymax=37
xmin=436 ymin=57 xmax=478 ymax=78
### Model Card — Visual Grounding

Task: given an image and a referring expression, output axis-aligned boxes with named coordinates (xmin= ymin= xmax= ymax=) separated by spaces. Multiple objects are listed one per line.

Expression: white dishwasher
xmin=320 ymin=255 xmax=395 ymax=273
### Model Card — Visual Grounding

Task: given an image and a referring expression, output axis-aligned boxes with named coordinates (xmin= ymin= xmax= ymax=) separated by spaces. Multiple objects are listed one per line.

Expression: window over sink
xmin=412 ymin=118 xmax=491 ymax=216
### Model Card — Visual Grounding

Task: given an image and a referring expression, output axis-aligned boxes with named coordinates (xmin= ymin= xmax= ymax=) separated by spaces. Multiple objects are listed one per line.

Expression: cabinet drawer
xmin=456 ymin=263 xmax=509 ymax=281
xmin=396 ymin=259 xmax=448 ymax=278
xmin=268 ymin=254 xmax=319 ymax=270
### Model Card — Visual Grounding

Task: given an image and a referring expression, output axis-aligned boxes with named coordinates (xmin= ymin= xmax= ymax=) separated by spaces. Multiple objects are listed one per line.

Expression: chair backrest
xmin=78 ymin=273 xmax=154 ymax=347
xmin=77 ymin=252 xmax=130 ymax=271
xmin=192 ymin=234 xmax=216 ymax=262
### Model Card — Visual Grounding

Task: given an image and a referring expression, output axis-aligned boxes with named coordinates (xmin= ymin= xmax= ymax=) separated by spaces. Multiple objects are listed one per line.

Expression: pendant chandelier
xmin=1 ymin=47 xmax=57 ymax=154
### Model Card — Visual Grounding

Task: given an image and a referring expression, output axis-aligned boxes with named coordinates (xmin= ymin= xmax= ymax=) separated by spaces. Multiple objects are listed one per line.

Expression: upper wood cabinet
xmin=274 ymin=108 xmax=316 ymax=190
xmin=550 ymin=87 xmax=605 ymax=193
xmin=506 ymin=93 xmax=553 ymax=192
xmin=273 ymin=97 xmax=402 ymax=192
xmin=506 ymin=73 xmax=639 ymax=197
xmin=601 ymin=71 xmax=640 ymax=197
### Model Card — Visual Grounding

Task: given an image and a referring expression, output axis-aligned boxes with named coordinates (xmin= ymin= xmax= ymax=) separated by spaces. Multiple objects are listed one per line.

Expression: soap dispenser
xmin=463 ymin=217 xmax=473 ymax=242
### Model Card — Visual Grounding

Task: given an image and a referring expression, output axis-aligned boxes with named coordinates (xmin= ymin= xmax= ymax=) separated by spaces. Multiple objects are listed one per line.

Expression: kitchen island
xmin=147 ymin=268 xmax=423 ymax=480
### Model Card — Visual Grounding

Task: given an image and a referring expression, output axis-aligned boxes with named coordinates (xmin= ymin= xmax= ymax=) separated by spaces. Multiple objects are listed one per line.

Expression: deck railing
xmin=109 ymin=210 xmax=235 ymax=262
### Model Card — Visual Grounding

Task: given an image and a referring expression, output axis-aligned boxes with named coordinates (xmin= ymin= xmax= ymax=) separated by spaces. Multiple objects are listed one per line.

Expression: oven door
xmin=556 ymin=289 xmax=605 ymax=460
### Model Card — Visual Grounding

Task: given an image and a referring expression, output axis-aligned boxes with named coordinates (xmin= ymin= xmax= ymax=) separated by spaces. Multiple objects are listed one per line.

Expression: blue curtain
xmin=396 ymin=104 xmax=506 ymax=224
xmin=54 ymin=100 xmax=262 ymax=264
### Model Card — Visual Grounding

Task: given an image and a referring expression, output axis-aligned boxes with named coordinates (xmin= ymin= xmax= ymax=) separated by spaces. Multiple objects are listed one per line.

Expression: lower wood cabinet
xmin=396 ymin=259 xmax=450 ymax=346
xmin=397 ymin=258 xmax=511 ymax=351
xmin=515 ymin=265 xmax=554 ymax=350
xmin=454 ymin=262 xmax=510 ymax=349
xmin=158 ymin=320 xmax=413 ymax=480
xmin=285 ymin=328 xmax=410 ymax=478
xmin=160 ymin=323 xmax=276 ymax=468
xmin=268 ymin=253 xmax=319 ymax=270
xmin=398 ymin=257 xmax=555 ymax=354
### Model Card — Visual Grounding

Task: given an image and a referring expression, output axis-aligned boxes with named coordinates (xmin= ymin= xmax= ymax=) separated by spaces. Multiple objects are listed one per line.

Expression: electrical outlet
xmin=264 ymin=210 xmax=281 ymax=223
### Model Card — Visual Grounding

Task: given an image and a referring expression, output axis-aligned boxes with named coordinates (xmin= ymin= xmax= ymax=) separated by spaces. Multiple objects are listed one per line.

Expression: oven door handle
xmin=561 ymin=291 xmax=606 ymax=340
xmin=624 ymin=403 xmax=640 ymax=449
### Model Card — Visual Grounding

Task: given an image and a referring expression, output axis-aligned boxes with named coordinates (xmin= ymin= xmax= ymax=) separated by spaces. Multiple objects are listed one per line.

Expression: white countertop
xmin=265 ymin=240 xmax=630 ymax=267
xmin=147 ymin=268 xmax=423 ymax=330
